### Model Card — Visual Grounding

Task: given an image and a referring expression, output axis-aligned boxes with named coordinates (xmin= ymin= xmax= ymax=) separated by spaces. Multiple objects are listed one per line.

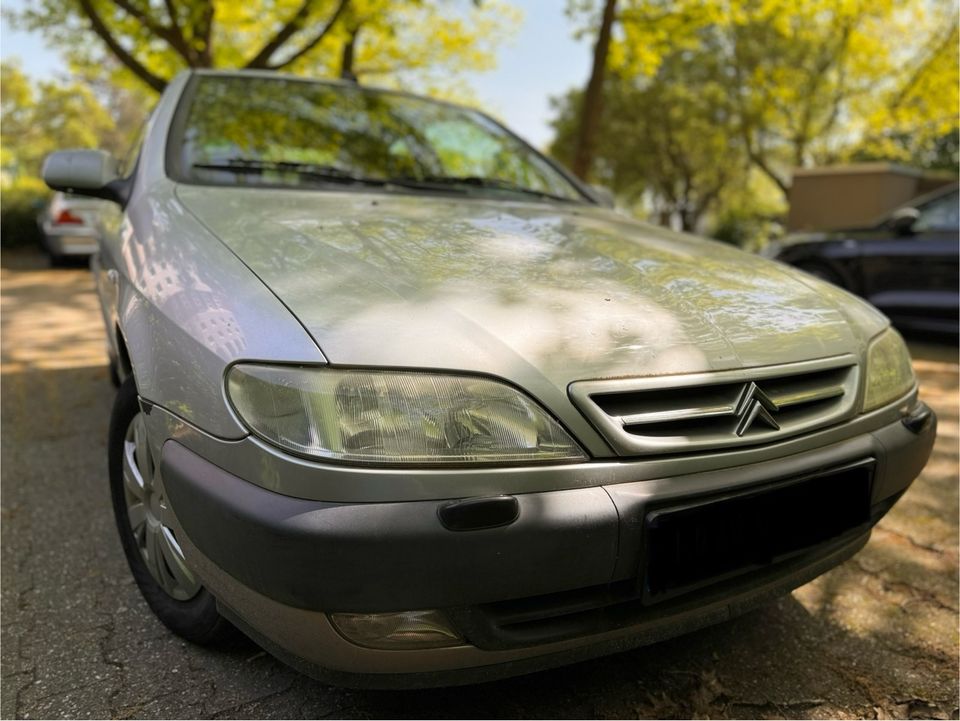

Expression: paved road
xmin=2 ymin=249 xmax=957 ymax=720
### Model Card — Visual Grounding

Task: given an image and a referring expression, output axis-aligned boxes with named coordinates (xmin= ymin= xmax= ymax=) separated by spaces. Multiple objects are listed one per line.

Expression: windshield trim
xmin=164 ymin=72 xmax=596 ymax=206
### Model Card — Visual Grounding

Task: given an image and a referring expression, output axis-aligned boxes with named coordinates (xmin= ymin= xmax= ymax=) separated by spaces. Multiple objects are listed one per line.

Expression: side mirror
xmin=888 ymin=206 xmax=919 ymax=236
xmin=589 ymin=184 xmax=615 ymax=209
xmin=42 ymin=150 xmax=127 ymax=204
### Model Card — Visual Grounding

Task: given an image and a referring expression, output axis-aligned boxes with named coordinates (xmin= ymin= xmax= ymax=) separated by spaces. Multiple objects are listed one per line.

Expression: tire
xmin=108 ymin=355 xmax=122 ymax=388
xmin=108 ymin=376 xmax=233 ymax=644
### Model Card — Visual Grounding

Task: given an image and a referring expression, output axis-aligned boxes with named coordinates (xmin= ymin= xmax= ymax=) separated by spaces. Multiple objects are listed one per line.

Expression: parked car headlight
xmin=863 ymin=328 xmax=915 ymax=412
xmin=226 ymin=364 xmax=586 ymax=465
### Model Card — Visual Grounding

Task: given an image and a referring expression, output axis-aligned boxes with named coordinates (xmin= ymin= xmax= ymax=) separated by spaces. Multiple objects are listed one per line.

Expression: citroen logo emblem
xmin=734 ymin=382 xmax=780 ymax=436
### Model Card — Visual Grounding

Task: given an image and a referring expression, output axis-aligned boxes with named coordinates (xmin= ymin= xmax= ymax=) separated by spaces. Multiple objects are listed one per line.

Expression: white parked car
xmin=37 ymin=191 xmax=110 ymax=265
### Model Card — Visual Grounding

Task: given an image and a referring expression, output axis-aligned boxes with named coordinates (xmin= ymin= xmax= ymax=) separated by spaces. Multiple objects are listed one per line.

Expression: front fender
xmin=116 ymin=180 xmax=325 ymax=438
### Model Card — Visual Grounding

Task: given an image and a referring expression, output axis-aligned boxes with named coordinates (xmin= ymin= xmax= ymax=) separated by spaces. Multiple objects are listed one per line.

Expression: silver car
xmin=43 ymin=70 xmax=935 ymax=688
xmin=37 ymin=191 xmax=110 ymax=265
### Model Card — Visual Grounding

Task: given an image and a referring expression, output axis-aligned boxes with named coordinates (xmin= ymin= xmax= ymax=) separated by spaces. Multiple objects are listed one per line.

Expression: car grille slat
xmin=765 ymin=380 xmax=846 ymax=407
xmin=618 ymin=401 xmax=738 ymax=426
xmin=569 ymin=355 xmax=860 ymax=456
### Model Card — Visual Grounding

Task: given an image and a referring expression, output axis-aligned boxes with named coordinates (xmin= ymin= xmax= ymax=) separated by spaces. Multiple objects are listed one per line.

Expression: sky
xmin=0 ymin=0 xmax=593 ymax=149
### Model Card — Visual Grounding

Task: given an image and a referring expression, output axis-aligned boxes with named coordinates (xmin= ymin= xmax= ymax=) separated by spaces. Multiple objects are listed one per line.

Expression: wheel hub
xmin=122 ymin=413 xmax=201 ymax=601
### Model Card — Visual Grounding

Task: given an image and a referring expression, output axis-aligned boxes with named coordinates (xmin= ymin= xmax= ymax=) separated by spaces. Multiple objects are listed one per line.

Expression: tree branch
xmin=792 ymin=19 xmax=854 ymax=167
xmin=77 ymin=0 xmax=167 ymax=91
xmin=729 ymin=25 xmax=790 ymax=195
xmin=748 ymin=146 xmax=790 ymax=195
xmin=889 ymin=19 xmax=958 ymax=111
xmin=194 ymin=0 xmax=215 ymax=66
xmin=161 ymin=0 xmax=197 ymax=63
xmin=163 ymin=0 xmax=178 ymax=22
xmin=109 ymin=0 xmax=195 ymax=63
xmin=263 ymin=0 xmax=351 ymax=70
xmin=245 ymin=0 xmax=315 ymax=68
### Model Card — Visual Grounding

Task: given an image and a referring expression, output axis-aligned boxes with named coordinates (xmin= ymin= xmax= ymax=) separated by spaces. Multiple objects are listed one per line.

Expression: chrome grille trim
xmin=569 ymin=355 xmax=860 ymax=456
xmin=619 ymin=403 xmax=736 ymax=425
xmin=770 ymin=384 xmax=846 ymax=408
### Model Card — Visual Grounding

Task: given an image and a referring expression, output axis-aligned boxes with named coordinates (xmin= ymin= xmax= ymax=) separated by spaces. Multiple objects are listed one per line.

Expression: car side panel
xmin=858 ymin=230 xmax=959 ymax=333
xmin=83 ymin=74 xmax=327 ymax=438
xmin=777 ymin=238 xmax=861 ymax=291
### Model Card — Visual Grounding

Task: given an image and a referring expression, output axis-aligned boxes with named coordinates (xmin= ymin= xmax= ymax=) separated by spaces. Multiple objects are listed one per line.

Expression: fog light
xmin=329 ymin=610 xmax=462 ymax=650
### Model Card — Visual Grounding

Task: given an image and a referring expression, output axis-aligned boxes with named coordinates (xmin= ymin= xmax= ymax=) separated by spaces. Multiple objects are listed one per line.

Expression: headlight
xmin=226 ymin=364 xmax=586 ymax=465
xmin=863 ymin=328 xmax=915 ymax=412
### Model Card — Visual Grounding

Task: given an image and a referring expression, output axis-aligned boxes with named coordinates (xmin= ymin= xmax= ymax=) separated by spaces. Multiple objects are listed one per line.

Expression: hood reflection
xmin=177 ymin=186 xmax=867 ymax=389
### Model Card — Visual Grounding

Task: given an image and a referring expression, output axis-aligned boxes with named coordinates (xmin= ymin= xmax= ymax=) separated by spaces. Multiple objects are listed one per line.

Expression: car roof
xmin=871 ymin=181 xmax=959 ymax=226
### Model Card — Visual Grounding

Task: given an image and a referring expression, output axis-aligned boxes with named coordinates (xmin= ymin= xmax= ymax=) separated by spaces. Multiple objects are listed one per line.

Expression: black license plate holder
xmin=640 ymin=460 xmax=874 ymax=604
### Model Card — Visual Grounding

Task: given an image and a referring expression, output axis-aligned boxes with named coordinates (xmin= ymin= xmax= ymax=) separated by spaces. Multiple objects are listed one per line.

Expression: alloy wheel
xmin=122 ymin=413 xmax=201 ymax=601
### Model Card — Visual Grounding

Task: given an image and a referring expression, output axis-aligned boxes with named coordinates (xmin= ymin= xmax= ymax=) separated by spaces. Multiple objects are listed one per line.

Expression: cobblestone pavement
xmin=2 ymin=248 xmax=957 ymax=720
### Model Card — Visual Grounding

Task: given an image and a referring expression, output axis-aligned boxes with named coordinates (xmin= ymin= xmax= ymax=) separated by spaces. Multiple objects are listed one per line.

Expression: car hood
xmin=177 ymin=186 xmax=882 ymax=391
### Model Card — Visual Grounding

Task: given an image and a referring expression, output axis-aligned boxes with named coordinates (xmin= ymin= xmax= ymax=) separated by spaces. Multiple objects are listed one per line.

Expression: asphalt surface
xmin=1 ymin=248 xmax=958 ymax=720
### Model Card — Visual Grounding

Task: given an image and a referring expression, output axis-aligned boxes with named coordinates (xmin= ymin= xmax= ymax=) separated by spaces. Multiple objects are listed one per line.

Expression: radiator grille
xmin=569 ymin=356 xmax=859 ymax=456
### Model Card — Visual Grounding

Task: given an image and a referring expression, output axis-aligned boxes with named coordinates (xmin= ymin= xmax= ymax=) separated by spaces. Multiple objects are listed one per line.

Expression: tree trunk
xmin=341 ymin=26 xmax=359 ymax=80
xmin=571 ymin=0 xmax=618 ymax=180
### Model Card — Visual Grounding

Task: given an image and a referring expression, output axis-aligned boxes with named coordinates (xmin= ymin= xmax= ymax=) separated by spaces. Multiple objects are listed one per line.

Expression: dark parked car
xmin=768 ymin=183 xmax=959 ymax=335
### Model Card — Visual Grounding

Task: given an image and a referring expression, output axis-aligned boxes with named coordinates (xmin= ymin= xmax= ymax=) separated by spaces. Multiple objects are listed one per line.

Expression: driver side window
xmin=913 ymin=191 xmax=959 ymax=232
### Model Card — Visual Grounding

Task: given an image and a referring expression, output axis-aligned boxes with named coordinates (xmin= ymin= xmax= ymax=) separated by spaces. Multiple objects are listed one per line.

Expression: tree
xmin=0 ymin=63 xmax=33 ymax=171
xmin=712 ymin=0 xmax=955 ymax=194
xmin=5 ymin=0 xmax=517 ymax=97
xmin=71 ymin=61 xmax=158 ymax=156
xmin=564 ymin=0 xmax=725 ymax=184
xmin=556 ymin=0 xmax=959 ymax=209
xmin=852 ymin=14 xmax=959 ymax=170
xmin=551 ymin=38 xmax=752 ymax=231
xmin=620 ymin=0 xmax=958 ymax=194
xmin=1 ymin=62 xmax=116 ymax=178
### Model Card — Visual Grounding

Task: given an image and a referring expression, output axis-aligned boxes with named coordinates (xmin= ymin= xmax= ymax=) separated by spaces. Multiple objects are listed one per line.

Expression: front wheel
xmin=107 ymin=355 xmax=122 ymax=388
xmin=108 ymin=376 xmax=232 ymax=644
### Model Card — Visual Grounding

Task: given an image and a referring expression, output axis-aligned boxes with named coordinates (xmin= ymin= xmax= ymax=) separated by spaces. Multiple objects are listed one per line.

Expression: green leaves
xmin=1 ymin=63 xmax=116 ymax=179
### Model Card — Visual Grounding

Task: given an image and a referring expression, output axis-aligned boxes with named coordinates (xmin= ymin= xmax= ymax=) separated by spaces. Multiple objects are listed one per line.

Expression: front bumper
xmin=42 ymin=226 xmax=100 ymax=256
xmin=159 ymin=400 xmax=935 ymax=687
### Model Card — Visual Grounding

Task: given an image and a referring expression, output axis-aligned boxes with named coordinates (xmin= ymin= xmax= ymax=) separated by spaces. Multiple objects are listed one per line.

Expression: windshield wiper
xmin=191 ymin=161 xmax=578 ymax=202
xmin=388 ymin=175 xmax=576 ymax=203
xmin=191 ymin=158 xmax=388 ymax=187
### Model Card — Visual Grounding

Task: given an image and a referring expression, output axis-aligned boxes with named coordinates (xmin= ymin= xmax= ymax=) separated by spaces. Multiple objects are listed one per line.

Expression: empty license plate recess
xmin=641 ymin=460 xmax=874 ymax=603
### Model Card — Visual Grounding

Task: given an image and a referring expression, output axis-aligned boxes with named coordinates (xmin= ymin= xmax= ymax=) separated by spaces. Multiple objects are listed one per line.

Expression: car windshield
xmin=169 ymin=75 xmax=586 ymax=203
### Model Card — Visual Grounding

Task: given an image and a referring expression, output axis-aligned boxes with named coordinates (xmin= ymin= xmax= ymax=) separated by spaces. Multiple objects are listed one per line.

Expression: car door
xmin=858 ymin=189 xmax=959 ymax=335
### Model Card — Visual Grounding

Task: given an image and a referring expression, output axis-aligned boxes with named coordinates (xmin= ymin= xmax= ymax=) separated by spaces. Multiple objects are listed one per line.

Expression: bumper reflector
xmin=329 ymin=610 xmax=462 ymax=650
